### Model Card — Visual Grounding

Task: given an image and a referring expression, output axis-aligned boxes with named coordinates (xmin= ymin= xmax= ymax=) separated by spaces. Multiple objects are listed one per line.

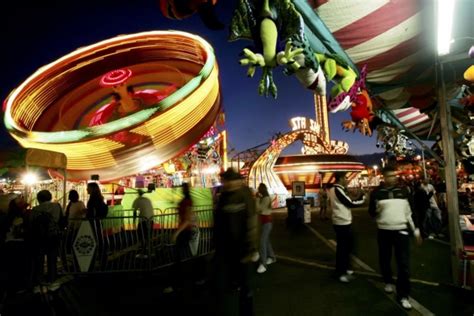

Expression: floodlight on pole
xmin=22 ymin=173 xmax=38 ymax=186
xmin=437 ymin=0 xmax=456 ymax=56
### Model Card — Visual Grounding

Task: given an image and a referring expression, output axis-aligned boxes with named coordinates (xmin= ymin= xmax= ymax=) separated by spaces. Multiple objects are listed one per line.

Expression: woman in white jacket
xmin=256 ymin=183 xmax=276 ymax=273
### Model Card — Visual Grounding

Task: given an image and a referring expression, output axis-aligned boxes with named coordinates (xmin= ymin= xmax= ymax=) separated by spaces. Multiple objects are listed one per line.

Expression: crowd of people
xmin=0 ymin=182 xmax=108 ymax=296
xmin=0 ymin=166 xmax=462 ymax=315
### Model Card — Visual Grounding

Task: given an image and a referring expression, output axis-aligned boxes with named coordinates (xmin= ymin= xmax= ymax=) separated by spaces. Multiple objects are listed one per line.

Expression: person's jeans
xmin=137 ymin=220 xmax=152 ymax=255
xmin=32 ymin=242 xmax=59 ymax=285
xmin=377 ymin=229 xmax=410 ymax=300
xmin=259 ymin=222 xmax=275 ymax=266
xmin=333 ymin=224 xmax=353 ymax=276
xmin=214 ymin=256 xmax=255 ymax=316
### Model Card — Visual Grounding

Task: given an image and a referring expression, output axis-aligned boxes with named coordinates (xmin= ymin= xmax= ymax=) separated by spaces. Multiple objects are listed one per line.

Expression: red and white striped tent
xmin=305 ymin=0 xmax=472 ymax=139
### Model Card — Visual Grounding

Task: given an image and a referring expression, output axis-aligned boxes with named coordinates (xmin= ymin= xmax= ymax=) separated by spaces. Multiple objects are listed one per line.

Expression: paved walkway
xmin=2 ymin=208 xmax=473 ymax=315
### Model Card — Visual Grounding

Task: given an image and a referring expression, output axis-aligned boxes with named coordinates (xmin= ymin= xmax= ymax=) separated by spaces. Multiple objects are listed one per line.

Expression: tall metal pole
xmin=62 ymin=169 xmax=67 ymax=210
xmin=438 ymin=60 xmax=462 ymax=286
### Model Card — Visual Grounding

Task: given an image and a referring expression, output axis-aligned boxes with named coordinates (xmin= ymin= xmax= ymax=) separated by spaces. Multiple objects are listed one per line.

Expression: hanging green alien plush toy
xmin=230 ymin=0 xmax=358 ymax=101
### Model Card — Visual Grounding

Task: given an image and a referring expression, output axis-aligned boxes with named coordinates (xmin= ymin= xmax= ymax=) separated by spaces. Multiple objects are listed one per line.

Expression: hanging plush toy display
xmin=159 ymin=0 xmax=224 ymax=29
xmin=460 ymin=65 xmax=474 ymax=108
xmin=230 ymin=0 xmax=362 ymax=102
xmin=454 ymin=52 xmax=474 ymax=158
xmin=376 ymin=125 xmax=415 ymax=157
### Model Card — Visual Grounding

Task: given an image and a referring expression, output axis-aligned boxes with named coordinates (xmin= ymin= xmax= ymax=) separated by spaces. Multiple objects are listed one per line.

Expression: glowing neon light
xmin=4 ymin=31 xmax=221 ymax=180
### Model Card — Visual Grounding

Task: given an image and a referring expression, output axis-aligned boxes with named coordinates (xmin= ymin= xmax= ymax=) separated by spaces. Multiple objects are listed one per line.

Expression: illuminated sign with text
xmin=289 ymin=117 xmax=321 ymax=134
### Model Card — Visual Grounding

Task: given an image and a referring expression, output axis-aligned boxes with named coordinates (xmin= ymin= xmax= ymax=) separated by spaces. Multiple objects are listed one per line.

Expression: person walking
xmin=163 ymin=182 xmax=199 ymax=294
xmin=328 ymin=172 xmax=365 ymax=283
xmin=256 ymin=183 xmax=276 ymax=274
xmin=421 ymin=178 xmax=442 ymax=238
xmin=132 ymin=189 xmax=154 ymax=259
xmin=412 ymin=182 xmax=430 ymax=239
xmin=368 ymin=167 xmax=422 ymax=310
xmin=214 ymin=168 xmax=258 ymax=316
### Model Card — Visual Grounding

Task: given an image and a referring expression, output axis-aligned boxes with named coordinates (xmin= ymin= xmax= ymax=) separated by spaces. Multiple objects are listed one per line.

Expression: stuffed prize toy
xmin=341 ymin=89 xmax=375 ymax=136
xmin=159 ymin=0 xmax=224 ymax=29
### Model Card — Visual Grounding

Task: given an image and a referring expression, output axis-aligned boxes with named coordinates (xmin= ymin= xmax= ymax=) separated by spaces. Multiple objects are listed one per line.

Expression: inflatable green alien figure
xmin=230 ymin=0 xmax=358 ymax=109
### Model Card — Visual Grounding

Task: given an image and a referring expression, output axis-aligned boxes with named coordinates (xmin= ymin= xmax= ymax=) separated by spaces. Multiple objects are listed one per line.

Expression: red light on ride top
xmin=100 ymin=68 xmax=133 ymax=87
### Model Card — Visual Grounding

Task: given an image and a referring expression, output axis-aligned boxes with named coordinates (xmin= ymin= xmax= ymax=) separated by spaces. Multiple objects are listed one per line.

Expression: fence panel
xmin=58 ymin=207 xmax=214 ymax=274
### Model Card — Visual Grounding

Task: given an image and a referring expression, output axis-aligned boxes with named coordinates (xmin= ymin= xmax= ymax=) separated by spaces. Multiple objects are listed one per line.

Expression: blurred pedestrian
xmin=163 ymin=182 xmax=199 ymax=294
xmin=412 ymin=182 xmax=430 ymax=239
xmin=319 ymin=186 xmax=329 ymax=220
xmin=421 ymin=178 xmax=442 ymax=238
xmin=368 ymin=167 xmax=422 ymax=310
xmin=214 ymin=168 xmax=258 ymax=316
xmin=132 ymin=189 xmax=154 ymax=259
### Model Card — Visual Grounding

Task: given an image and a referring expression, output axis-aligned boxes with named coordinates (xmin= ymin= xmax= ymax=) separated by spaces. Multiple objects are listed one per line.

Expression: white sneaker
xmin=339 ymin=275 xmax=350 ymax=283
xmin=266 ymin=257 xmax=276 ymax=265
xmin=257 ymin=264 xmax=267 ymax=274
xmin=346 ymin=270 xmax=354 ymax=275
xmin=251 ymin=252 xmax=260 ymax=262
xmin=384 ymin=284 xmax=394 ymax=293
xmin=400 ymin=298 xmax=412 ymax=310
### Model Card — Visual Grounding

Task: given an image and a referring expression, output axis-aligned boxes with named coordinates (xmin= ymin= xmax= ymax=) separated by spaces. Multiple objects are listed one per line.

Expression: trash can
xmin=286 ymin=198 xmax=304 ymax=227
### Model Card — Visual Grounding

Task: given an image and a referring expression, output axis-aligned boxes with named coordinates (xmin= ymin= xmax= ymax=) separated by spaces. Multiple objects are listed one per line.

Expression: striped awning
xmin=391 ymin=107 xmax=438 ymax=138
xmin=306 ymin=0 xmax=439 ymax=138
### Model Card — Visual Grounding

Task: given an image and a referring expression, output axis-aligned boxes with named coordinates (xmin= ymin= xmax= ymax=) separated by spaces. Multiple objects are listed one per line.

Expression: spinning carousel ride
xmin=4 ymin=31 xmax=221 ymax=181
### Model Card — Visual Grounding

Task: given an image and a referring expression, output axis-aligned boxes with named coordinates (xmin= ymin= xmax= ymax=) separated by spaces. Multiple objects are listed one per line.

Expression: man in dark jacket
xmin=214 ymin=168 xmax=258 ymax=316
xmin=368 ymin=167 xmax=421 ymax=310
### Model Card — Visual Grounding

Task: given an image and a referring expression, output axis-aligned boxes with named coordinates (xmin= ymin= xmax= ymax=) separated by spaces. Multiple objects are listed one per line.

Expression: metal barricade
xmin=58 ymin=206 xmax=214 ymax=274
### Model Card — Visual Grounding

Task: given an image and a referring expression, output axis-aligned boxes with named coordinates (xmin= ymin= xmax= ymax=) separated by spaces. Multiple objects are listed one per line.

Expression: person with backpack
xmin=29 ymin=190 xmax=63 ymax=293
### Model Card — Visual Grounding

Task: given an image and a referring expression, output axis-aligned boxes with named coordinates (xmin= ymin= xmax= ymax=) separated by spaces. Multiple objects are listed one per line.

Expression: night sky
xmin=1 ymin=0 xmax=383 ymax=157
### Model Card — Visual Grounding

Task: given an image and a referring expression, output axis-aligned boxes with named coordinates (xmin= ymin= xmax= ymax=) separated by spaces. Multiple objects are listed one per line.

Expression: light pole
xmin=373 ymin=165 xmax=378 ymax=186
xmin=436 ymin=0 xmax=463 ymax=286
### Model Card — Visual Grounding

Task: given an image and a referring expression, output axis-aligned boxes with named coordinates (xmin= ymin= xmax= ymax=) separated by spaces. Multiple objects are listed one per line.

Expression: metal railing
xmin=58 ymin=207 xmax=214 ymax=274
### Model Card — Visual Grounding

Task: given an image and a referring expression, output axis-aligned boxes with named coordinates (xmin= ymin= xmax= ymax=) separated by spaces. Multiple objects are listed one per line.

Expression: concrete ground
xmin=2 ymin=208 xmax=473 ymax=316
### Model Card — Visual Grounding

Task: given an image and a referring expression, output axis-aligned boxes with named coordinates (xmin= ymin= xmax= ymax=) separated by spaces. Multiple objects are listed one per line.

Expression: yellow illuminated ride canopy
xmin=4 ymin=31 xmax=221 ymax=181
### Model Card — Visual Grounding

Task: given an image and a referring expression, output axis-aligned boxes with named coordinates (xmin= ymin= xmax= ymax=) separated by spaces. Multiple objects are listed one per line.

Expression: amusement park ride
xmin=3 ymin=31 xmax=224 ymax=183
xmin=244 ymin=92 xmax=365 ymax=200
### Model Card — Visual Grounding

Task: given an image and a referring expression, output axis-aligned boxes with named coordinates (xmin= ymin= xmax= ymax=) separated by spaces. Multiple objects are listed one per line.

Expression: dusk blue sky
xmin=1 ymin=0 xmax=383 ymax=156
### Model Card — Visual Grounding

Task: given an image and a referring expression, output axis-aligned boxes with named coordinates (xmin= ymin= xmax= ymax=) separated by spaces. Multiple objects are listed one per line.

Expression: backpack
xmin=32 ymin=210 xmax=59 ymax=243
